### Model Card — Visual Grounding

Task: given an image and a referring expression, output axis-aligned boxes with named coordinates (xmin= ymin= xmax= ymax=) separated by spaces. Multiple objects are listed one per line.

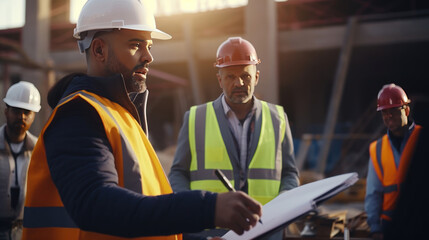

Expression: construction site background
xmin=2 ymin=0 xmax=429 ymax=239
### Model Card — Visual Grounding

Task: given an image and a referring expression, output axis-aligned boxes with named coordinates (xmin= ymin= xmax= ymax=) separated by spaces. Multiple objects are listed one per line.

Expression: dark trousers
xmin=0 ymin=220 xmax=22 ymax=240
xmin=0 ymin=228 xmax=11 ymax=240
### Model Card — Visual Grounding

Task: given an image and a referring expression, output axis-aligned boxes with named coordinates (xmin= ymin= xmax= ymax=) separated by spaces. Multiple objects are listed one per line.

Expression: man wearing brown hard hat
xmin=169 ymin=37 xmax=299 ymax=239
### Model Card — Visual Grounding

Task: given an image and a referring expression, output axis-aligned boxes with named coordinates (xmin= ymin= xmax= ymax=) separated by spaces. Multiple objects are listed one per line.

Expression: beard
xmin=7 ymin=121 xmax=27 ymax=137
xmin=227 ymin=88 xmax=253 ymax=104
xmin=105 ymin=50 xmax=148 ymax=93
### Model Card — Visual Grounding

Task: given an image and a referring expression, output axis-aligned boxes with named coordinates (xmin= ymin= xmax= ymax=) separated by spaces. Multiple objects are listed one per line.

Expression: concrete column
xmin=183 ymin=19 xmax=203 ymax=105
xmin=21 ymin=0 xmax=51 ymax=135
xmin=0 ymin=65 xmax=11 ymax=125
xmin=245 ymin=0 xmax=279 ymax=104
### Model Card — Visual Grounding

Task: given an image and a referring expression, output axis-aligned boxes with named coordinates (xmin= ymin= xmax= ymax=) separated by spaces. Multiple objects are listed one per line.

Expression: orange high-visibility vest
xmin=369 ymin=124 xmax=422 ymax=221
xmin=22 ymin=90 xmax=182 ymax=240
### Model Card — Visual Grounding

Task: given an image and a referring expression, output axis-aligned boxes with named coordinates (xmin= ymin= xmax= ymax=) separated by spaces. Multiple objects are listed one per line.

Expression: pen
xmin=214 ymin=169 xmax=235 ymax=192
xmin=214 ymin=169 xmax=263 ymax=224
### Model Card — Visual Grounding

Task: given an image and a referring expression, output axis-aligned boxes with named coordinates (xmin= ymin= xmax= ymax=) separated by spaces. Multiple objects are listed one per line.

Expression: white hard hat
xmin=3 ymin=81 xmax=41 ymax=112
xmin=74 ymin=0 xmax=171 ymax=52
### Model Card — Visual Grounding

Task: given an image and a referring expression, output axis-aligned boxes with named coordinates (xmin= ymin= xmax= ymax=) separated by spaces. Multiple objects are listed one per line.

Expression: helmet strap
xmin=77 ymin=30 xmax=113 ymax=54
xmin=78 ymin=30 xmax=98 ymax=54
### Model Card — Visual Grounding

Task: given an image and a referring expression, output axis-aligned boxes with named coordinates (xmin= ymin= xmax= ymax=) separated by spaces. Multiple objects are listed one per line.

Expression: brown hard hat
xmin=214 ymin=37 xmax=261 ymax=68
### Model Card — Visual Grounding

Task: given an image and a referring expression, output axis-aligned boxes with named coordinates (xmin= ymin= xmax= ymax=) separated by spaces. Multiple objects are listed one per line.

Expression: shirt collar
xmin=221 ymin=94 xmax=257 ymax=119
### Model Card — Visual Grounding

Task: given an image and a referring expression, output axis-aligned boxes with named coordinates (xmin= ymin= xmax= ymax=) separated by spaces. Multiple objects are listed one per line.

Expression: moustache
xmin=12 ymin=121 xmax=26 ymax=127
xmin=232 ymin=88 xmax=247 ymax=93
xmin=132 ymin=62 xmax=149 ymax=72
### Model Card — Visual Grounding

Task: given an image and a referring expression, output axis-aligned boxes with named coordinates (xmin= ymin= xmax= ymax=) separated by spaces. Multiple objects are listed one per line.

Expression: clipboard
xmin=222 ymin=172 xmax=359 ymax=240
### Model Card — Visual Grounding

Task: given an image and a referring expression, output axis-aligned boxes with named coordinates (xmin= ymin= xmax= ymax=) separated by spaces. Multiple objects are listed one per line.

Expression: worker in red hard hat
xmin=365 ymin=83 xmax=423 ymax=240
xmin=169 ymin=37 xmax=299 ymax=240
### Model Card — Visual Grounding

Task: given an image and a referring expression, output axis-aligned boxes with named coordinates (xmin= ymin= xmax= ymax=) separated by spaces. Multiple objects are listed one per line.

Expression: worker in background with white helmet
xmin=1 ymin=81 xmax=41 ymax=240
xmin=365 ymin=83 xmax=422 ymax=240
xmin=169 ymin=37 xmax=299 ymax=239
xmin=22 ymin=0 xmax=261 ymax=240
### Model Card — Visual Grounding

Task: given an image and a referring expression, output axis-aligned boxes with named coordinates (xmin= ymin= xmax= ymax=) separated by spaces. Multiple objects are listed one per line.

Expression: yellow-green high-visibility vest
xmin=188 ymin=101 xmax=286 ymax=205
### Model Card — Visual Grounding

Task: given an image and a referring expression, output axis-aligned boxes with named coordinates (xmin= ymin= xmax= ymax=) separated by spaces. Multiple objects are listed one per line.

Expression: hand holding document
xmin=222 ymin=172 xmax=359 ymax=240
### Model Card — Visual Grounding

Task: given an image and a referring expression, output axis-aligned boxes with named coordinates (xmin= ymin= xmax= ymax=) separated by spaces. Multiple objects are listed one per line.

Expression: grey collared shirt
xmin=221 ymin=95 xmax=256 ymax=171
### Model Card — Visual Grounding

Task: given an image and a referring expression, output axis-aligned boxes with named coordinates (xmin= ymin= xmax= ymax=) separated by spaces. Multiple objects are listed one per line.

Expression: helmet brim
xmin=3 ymin=98 xmax=41 ymax=112
xmin=74 ymin=26 xmax=171 ymax=40
xmin=377 ymin=101 xmax=411 ymax=111
xmin=215 ymin=60 xmax=260 ymax=68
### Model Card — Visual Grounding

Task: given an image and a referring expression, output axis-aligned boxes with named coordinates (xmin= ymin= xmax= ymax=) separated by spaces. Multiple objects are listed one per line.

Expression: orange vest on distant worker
xmin=22 ymin=90 xmax=182 ymax=240
xmin=369 ymin=124 xmax=422 ymax=221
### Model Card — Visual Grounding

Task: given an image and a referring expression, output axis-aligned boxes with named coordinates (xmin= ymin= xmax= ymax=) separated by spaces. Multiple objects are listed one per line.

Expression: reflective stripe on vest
xmin=369 ymin=125 xmax=422 ymax=220
xmin=23 ymin=90 xmax=181 ymax=240
xmin=188 ymin=101 xmax=285 ymax=205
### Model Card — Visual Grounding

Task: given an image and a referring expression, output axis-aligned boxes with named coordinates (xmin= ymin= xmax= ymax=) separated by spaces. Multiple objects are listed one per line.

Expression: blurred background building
xmin=1 ymin=0 xmax=429 ymax=178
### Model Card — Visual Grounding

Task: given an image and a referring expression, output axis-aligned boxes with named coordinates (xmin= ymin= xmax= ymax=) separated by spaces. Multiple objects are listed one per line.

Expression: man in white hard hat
xmin=1 ymin=81 xmax=41 ymax=240
xmin=22 ymin=1 xmax=261 ymax=240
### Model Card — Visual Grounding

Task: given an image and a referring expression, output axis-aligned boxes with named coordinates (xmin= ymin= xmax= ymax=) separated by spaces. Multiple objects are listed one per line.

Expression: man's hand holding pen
xmin=215 ymin=191 xmax=262 ymax=235
xmin=213 ymin=169 xmax=263 ymax=235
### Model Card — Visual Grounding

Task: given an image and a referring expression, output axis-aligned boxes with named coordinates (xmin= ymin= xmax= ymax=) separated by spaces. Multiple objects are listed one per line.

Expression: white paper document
xmin=222 ymin=172 xmax=359 ymax=240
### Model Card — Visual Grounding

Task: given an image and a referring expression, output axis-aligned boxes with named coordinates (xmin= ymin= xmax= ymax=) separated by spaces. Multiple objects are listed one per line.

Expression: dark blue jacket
xmin=43 ymin=73 xmax=216 ymax=238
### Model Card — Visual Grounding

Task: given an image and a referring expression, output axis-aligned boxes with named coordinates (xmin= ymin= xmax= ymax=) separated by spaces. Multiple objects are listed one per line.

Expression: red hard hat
xmin=377 ymin=83 xmax=411 ymax=111
xmin=214 ymin=37 xmax=261 ymax=68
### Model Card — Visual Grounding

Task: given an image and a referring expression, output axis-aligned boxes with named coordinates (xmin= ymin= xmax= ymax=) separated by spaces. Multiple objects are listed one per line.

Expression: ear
xmin=255 ymin=70 xmax=260 ymax=86
xmin=216 ymin=72 xmax=223 ymax=89
xmin=405 ymin=105 xmax=410 ymax=117
xmin=90 ymin=38 xmax=107 ymax=62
